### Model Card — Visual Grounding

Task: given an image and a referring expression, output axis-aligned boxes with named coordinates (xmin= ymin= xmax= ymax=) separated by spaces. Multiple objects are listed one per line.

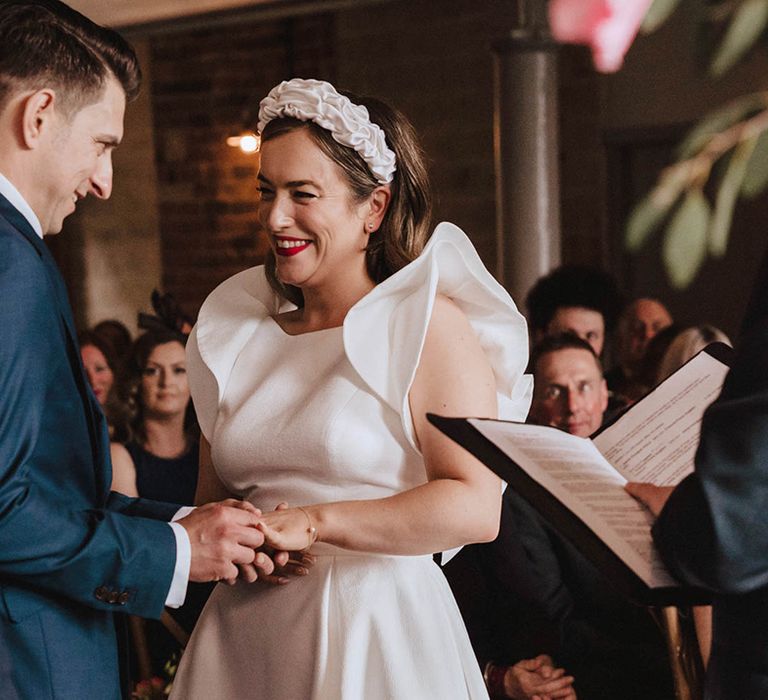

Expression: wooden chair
xmin=129 ymin=611 xmax=191 ymax=682
xmin=658 ymin=606 xmax=706 ymax=700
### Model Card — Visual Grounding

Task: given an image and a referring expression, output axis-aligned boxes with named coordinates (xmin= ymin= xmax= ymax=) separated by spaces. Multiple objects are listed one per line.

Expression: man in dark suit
xmin=445 ymin=490 xmax=674 ymax=700
xmin=0 ymin=626 xmax=18 ymax=700
xmin=0 ymin=3 xmax=272 ymax=697
xmin=444 ymin=334 xmax=673 ymax=699
xmin=628 ymin=275 xmax=768 ymax=699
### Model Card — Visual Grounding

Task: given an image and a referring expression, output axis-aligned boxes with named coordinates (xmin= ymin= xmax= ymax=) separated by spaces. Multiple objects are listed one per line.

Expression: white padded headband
xmin=257 ymin=78 xmax=397 ymax=185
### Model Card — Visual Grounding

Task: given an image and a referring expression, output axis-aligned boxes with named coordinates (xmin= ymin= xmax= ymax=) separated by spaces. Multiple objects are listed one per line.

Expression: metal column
xmin=493 ymin=30 xmax=561 ymax=305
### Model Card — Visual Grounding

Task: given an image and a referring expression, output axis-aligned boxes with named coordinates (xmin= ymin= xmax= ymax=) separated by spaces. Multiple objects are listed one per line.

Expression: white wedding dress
xmin=171 ymin=223 xmax=531 ymax=699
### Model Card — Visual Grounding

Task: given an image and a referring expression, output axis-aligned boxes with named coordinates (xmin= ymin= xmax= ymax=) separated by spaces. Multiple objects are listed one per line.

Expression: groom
xmin=0 ymin=2 xmax=271 ymax=697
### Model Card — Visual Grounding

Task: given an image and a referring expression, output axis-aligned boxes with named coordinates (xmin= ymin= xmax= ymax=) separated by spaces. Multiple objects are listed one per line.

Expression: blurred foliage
xmin=627 ymin=0 xmax=768 ymax=287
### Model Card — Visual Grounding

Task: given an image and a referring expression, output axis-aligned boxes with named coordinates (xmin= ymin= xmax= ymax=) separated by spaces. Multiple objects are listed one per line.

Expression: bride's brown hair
xmin=260 ymin=91 xmax=433 ymax=307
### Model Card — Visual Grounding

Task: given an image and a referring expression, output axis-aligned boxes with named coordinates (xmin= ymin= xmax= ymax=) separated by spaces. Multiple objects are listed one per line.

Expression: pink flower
xmin=548 ymin=0 xmax=653 ymax=73
xmin=132 ymin=677 xmax=167 ymax=699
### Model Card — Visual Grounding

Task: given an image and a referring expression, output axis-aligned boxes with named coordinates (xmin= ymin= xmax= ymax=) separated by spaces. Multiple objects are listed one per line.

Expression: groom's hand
xmin=179 ymin=499 xmax=267 ymax=583
xmin=236 ymin=502 xmax=292 ymax=585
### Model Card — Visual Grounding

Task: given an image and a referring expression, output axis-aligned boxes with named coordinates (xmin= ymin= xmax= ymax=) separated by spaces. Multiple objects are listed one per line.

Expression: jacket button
xmin=94 ymin=586 xmax=108 ymax=601
xmin=117 ymin=592 xmax=130 ymax=605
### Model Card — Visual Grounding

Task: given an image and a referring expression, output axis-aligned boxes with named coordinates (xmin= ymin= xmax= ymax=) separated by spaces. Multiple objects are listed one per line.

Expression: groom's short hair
xmin=0 ymin=0 xmax=141 ymax=115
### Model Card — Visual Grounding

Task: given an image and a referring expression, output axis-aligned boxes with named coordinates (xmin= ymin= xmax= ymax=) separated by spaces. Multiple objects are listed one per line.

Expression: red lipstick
xmin=274 ymin=237 xmax=312 ymax=257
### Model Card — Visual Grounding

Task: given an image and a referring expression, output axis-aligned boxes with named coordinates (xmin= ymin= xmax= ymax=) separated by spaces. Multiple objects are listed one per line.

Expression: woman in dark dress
xmin=111 ymin=329 xmax=208 ymax=682
xmin=112 ymin=329 xmax=198 ymax=502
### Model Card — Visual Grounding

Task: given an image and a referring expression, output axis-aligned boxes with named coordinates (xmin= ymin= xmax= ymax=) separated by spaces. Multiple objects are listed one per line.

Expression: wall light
xmin=226 ymin=131 xmax=260 ymax=154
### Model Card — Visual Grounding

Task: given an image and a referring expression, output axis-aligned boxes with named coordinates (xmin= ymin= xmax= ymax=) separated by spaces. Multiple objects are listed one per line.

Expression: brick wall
xmin=59 ymin=0 xmax=768 ymax=339
xmin=334 ymin=0 xmax=516 ymax=264
xmin=148 ymin=0 xmax=517 ymax=318
xmin=149 ymin=16 xmax=335 ymax=316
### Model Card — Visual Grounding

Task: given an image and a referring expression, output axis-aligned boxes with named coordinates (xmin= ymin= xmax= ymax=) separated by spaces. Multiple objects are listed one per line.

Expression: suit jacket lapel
xmin=0 ymin=193 xmax=79 ymax=364
xmin=0 ymin=191 xmax=44 ymax=252
xmin=0 ymin=192 xmax=108 ymax=494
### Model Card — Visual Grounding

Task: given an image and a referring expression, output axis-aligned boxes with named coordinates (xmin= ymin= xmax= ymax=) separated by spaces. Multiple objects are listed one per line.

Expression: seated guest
xmin=526 ymin=266 xmax=627 ymax=415
xmin=110 ymin=328 xmax=198 ymax=503
xmin=93 ymin=318 xmax=133 ymax=368
xmin=79 ymin=329 xmax=117 ymax=408
xmin=608 ymin=297 xmax=673 ymax=402
xmin=528 ymin=333 xmax=608 ymax=437
xmin=444 ymin=510 xmax=577 ymax=700
xmin=139 ymin=289 xmax=195 ymax=337
xmin=633 ymin=323 xmax=682 ymax=394
xmin=110 ymin=329 xmax=209 ymax=683
xmin=445 ymin=497 xmax=674 ymax=699
xmin=78 ymin=329 xmax=130 ymax=441
xmin=526 ymin=265 xmax=623 ymax=357
xmin=656 ymin=325 xmax=731 ymax=384
xmin=444 ymin=333 xmax=674 ymax=700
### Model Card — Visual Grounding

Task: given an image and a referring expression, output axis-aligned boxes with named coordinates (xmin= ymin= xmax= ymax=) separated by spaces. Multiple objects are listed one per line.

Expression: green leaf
xmin=677 ymin=93 xmax=767 ymax=159
xmin=626 ymin=197 xmax=668 ymax=252
xmin=662 ymin=189 xmax=711 ymax=288
xmin=710 ymin=0 xmax=768 ymax=78
xmin=642 ymin=0 xmax=684 ymax=33
xmin=742 ymin=127 xmax=768 ymax=198
xmin=626 ymin=166 xmax=690 ymax=251
xmin=709 ymin=138 xmax=755 ymax=256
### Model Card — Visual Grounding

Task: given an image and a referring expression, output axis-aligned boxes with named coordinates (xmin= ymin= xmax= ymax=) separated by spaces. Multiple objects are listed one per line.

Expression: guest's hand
xmin=178 ymin=499 xmax=268 ymax=584
xmin=625 ymin=482 xmax=674 ymax=517
xmin=505 ymin=655 xmax=576 ymax=700
xmin=256 ymin=504 xmax=319 ymax=552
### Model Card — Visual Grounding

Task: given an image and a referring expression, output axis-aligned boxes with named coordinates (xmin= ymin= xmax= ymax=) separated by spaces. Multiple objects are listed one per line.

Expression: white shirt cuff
xmin=165 ymin=520 xmax=192 ymax=608
xmin=172 ymin=506 xmax=195 ymax=521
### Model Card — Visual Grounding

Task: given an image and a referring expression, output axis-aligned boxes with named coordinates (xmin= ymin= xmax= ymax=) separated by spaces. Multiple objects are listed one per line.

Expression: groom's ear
xmin=20 ymin=88 xmax=59 ymax=150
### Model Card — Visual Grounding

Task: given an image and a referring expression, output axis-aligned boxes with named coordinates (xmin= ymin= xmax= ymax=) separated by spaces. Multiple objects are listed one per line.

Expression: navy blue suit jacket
xmin=653 ymin=273 xmax=768 ymax=699
xmin=445 ymin=490 xmax=673 ymax=700
xmin=0 ymin=192 xmax=179 ymax=699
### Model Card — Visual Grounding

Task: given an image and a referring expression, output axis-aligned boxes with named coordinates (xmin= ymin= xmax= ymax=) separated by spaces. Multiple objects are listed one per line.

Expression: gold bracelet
xmin=296 ymin=506 xmax=318 ymax=551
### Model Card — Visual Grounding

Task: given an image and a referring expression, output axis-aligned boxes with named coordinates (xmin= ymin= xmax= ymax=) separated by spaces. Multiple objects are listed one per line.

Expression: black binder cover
xmin=427 ymin=343 xmax=733 ymax=607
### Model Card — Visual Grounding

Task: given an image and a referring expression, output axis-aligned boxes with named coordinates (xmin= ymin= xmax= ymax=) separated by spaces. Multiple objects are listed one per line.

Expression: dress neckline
xmin=267 ymin=315 xmax=343 ymax=338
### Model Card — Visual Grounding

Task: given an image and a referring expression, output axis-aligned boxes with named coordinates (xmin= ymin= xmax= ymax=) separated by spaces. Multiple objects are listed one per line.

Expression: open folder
xmin=429 ymin=342 xmax=733 ymax=606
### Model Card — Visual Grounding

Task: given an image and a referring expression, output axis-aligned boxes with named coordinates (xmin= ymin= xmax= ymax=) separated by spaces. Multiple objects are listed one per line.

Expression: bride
xmin=171 ymin=78 xmax=546 ymax=699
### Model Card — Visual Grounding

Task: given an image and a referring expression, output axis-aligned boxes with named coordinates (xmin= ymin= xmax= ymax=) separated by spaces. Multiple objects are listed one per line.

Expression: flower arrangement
xmin=131 ymin=677 xmax=166 ymax=700
xmin=131 ymin=655 xmax=179 ymax=699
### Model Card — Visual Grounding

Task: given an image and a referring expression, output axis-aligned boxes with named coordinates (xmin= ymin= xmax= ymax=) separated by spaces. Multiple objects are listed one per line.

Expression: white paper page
xmin=593 ymin=351 xmax=729 ymax=485
xmin=468 ymin=420 xmax=677 ymax=588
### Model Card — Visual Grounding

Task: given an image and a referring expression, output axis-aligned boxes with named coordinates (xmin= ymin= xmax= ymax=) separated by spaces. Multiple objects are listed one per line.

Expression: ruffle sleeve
xmin=186 ymin=267 xmax=295 ymax=442
xmin=344 ymin=221 xmax=532 ymax=452
xmin=187 ymin=222 xmax=531 ymax=447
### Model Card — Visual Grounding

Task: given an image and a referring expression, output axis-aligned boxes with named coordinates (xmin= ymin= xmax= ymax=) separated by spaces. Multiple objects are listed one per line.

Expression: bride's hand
xmin=256 ymin=504 xmax=319 ymax=553
xmin=245 ymin=503 xmax=317 ymax=586
xmin=233 ymin=502 xmax=292 ymax=585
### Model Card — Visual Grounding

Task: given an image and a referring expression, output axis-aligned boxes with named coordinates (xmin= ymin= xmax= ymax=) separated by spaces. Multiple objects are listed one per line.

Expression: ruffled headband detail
xmin=257 ymin=78 xmax=397 ymax=185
